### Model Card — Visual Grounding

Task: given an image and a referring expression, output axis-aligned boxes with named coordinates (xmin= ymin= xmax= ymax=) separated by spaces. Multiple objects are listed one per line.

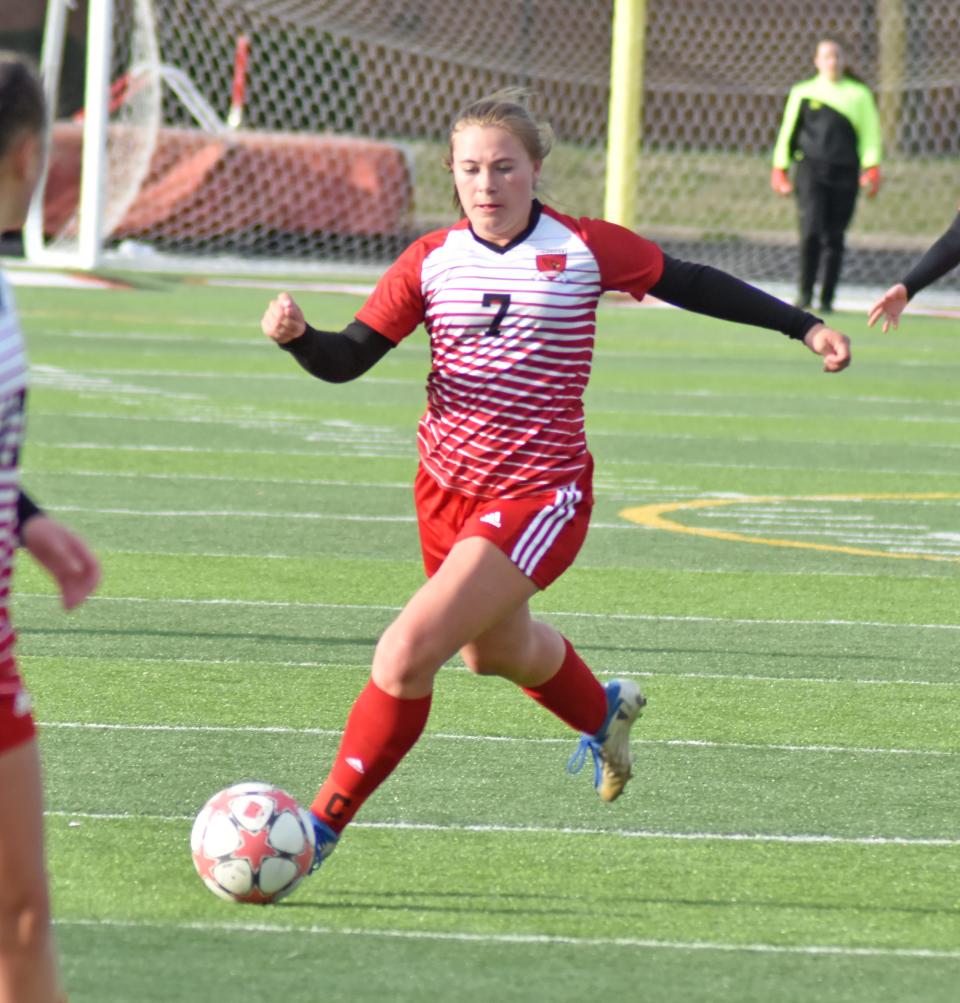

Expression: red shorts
xmin=414 ymin=460 xmax=593 ymax=589
xmin=0 ymin=678 xmax=35 ymax=754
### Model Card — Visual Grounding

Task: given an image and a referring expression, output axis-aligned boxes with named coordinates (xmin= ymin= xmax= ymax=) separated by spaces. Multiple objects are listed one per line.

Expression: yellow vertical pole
xmin=603 ymin=0 xmax=646 ymax=229
xmin=877 ymin=0 xmax=905 ymax=157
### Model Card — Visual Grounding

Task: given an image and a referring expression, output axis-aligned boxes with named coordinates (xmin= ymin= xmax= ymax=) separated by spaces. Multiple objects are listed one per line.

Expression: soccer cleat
xmin=309 ymin=816 xmax=339 ymax=873
xmin=566 ymin=679 xmax=646 ymax=802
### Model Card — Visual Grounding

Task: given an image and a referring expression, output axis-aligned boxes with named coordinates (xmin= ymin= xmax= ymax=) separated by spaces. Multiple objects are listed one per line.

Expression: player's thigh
xmin=459 ymin=601 xmax=534 ymax=676
xmin=459 ymin=603 xmax=565 ymax=684
xmin=373 ymin=536 xmax=540 ymax=693
xmin=0 ymin=740 xmax=49 ymax=912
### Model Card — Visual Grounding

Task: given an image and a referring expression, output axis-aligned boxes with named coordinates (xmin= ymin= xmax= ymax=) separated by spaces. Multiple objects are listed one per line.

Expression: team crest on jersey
xmin=535 ymin=252 xmax=567 ymax=280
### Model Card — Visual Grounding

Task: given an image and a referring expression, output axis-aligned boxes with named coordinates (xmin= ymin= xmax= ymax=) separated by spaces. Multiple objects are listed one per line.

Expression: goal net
xmin=28 ymin=0 xmax=960 ymax=289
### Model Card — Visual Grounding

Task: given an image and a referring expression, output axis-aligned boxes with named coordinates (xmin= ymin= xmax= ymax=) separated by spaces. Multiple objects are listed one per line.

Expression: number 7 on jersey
xmin=482 ymin=293 xmax=511 ymax=336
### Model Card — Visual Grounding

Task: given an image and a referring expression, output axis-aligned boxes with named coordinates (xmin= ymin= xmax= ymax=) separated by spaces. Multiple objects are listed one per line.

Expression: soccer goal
xmin=24 ymin=0 xmax=960 ymax=287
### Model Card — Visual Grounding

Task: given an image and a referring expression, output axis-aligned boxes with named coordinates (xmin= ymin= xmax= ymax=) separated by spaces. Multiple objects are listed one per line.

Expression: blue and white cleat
xmin=567 ymin=679 xmax=646 ymax=802
xmin=310 ymin=816 xmax=340 ymax=873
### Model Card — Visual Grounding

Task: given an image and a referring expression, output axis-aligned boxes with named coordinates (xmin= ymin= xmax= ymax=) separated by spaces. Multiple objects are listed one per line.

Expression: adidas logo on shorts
xmin=479 ymin=511 xmax=502 ymax=528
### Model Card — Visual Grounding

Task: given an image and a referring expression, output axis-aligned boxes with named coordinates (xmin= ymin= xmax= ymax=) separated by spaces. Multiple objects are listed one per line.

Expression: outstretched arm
xmin=649 ymin=256 xmax=851 ymax=372
xmin=261 ymin=292 xmax=395 ymax=383
xmin=868 ymin=212 xmax=960 ymax=331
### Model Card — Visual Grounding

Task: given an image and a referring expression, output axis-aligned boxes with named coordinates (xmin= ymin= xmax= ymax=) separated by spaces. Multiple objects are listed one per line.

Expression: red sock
xmin=522 ymin=638 xmax=607 ymax=736
xmin=311 ymin=679 xmax=431 ymax=833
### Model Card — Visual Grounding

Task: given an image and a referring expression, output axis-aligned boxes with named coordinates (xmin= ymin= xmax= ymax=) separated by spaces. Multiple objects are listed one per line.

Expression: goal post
xmin=24 ymin=0 xmax=960 ymax=290
xmin=26 ymin=0 xmax=162 ymax=270
xmin=603 ymin=0 xmax=646 ymax=230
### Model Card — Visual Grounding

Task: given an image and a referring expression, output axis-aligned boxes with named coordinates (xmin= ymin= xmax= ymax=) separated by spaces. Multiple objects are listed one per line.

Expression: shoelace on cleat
xmin=566 ymin=735 xmax=604 ymax=788
xmin=566 ymin=683 xmax=624 ymax=788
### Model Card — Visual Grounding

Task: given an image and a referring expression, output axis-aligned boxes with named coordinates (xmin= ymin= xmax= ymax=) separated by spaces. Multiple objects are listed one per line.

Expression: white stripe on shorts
xmin=510 ymin=485 xmax=582 ymax=577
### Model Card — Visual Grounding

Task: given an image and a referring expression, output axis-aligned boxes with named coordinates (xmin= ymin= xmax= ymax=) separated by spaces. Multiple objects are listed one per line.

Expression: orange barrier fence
xmin=43 ymin=122 xmax=414 ymax=242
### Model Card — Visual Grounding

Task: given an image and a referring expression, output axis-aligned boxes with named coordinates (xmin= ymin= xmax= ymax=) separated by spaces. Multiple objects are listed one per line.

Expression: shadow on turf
xmin=273 ymin=888 xmax=960 ymax=920
xmin=18 ymin=625 xmax=380 ymax=648
xmin=21 ymin=627 xmax=922 ymax=669
xmin=572 ymin=641 xmax=922 ymax=668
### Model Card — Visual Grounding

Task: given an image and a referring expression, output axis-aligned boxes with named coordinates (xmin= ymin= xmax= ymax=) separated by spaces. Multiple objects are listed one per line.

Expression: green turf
xmin=9 ymin=280 xmax=960 ymax=1002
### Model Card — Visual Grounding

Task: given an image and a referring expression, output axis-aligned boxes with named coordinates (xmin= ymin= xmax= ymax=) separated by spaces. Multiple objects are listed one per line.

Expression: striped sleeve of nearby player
xmin=0 ymin=272 xmax=29 ymax=684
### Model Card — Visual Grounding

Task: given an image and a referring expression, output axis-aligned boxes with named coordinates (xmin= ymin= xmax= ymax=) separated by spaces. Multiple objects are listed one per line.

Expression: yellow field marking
xmin=619 ymin=493 xmax=960 ymax=563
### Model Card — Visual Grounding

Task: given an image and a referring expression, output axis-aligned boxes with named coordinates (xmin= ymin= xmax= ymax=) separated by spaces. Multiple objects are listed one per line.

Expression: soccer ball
xmin=190 ymin=781 xmax=316 ymax=904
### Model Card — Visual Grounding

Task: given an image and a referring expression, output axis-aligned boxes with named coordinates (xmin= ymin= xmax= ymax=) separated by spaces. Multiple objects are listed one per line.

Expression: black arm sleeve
xmin=279 ymin=319 xmax=395 ymax=383
xmin=901 ymin=212 xmax=960 ymax=300
xmin=649 ymin=255 xmax=823 ymax=341
xmin=17 ymin=489 xmax=43 ymax=543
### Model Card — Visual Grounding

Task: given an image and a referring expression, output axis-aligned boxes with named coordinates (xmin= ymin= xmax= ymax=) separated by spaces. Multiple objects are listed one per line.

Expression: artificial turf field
xmin=9 ymin=275 xmax=960 ymax=1002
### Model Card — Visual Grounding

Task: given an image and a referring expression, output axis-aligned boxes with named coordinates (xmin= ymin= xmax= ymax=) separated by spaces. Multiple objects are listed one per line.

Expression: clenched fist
xmin=261 ymin=292 xmax=307 ymax=345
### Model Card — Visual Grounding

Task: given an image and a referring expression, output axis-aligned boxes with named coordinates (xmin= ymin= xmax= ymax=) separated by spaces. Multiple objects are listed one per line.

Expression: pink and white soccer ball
xmin=190 ymin=782 xmax=316 ymax=904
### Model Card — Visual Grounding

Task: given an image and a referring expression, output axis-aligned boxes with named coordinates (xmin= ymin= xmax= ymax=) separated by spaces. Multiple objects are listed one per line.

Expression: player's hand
xmin=770 ymin=167 xmax=792 ymax=196
xmin=261 ymin=292 xmax=307 ymax=345
xmin=859 ymin=166 xmax=881 ymax=198
xmin=21 ymin=515 xmax=100 ymax=610
xmin=803 ymin=323 xmax=851 ymax=373
xmin=867 ymin=283 xmax=908 ymax=332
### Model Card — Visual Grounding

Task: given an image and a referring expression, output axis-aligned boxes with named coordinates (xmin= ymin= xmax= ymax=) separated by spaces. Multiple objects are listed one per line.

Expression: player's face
xmin=814 ymin=41 xmax=844 ymax=82
xmin=451 ymin=124 xmax=541 ymax=246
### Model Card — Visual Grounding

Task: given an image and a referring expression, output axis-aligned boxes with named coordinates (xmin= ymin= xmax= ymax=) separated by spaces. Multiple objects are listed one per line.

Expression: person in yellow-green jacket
xmin=771 ymin=37 xmax=882 ymax=312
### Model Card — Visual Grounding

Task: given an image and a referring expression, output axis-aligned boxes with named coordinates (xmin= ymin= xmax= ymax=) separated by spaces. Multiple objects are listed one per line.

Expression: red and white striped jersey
xmin=357 ymin=202 xmax=663 ymax=498
xmin=0 ymin=271 xmax=28 ymax=685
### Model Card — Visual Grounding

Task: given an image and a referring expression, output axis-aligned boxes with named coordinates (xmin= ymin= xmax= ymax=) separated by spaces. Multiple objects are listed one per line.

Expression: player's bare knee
xmin=373 ymin=625 xmax=443 ymax=689
xmin=0 ymin=886 xmax=51 ymax=956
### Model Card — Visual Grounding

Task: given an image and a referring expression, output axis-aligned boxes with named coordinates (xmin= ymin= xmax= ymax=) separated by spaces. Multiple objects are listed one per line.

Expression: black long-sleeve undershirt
xmin=17 ymin=490 xmax=43 ymax=543
xmin=650 ymin=255 xmax=823 ymax=340
xmin=278 ymin=254 xmax=822 ymax=383
xmin=278 ymin=319 xmax=394 ymax=383
xmin=901 ymin=212 xmax=960 ymax=300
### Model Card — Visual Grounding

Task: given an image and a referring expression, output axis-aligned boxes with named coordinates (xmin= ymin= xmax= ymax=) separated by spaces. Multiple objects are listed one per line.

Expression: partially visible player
xmin=771 ymin=37 xmax=882 ymax=312
xmin=262 ymin=90 xmax=850 ymax=873
xmin=868 ymin=209 xmax=960 ymax=331
xmin=0 ymin=52 xmax=101 ymax=1003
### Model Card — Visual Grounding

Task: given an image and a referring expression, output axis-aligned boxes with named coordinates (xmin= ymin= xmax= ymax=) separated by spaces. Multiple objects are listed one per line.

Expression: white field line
xmin=18 ymin=592 xmax=960 ymax=633
xmin=49 ymin=916 xmax=960 ymax=960
xmin=21 ymin=653 xmax=960 ymax=689
xmin=87 ymin=547 xmax=959 ymax=579
xmin=28 ymin=440 xmax=960 ymax=478
xmin=46 ymin=505 xmax=418 ymax=523
xmin=28 ymin=400 xmax=960 ymax=426
xmin=38 ymin=720 xmax=960 ymax=759
xmin=27 ymin=469 xmax=414 ymax=489
xmin=31 ymin=439 xmax=960 ymax=477
xmin=30 ymin=423 xmax=960 ymax=453
xmin=45 ymin=811 xmax=960 ymax=851
xmin=39 ymin=504 xmax=636 ymax=531
xmin=38 ymin=442 xmax=411 ymax=459
xmin=50 ymin=914 xmax=960 ymax=960
xmin=38 ymin=502 xmax=960 ymax=544
xmin=25 ymin=351 xmax=960 ymax=407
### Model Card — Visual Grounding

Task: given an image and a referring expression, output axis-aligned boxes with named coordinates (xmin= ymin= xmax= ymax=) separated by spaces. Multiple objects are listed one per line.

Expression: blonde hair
xmin=445 ymin=89 xmax=554 ymax=212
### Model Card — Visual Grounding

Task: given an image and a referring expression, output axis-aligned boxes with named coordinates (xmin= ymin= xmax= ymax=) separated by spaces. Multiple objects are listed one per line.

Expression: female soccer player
xmin=0 ymin=52 xmax=101 ymax=1002
xmin=868 ymin=209 xmax=960 ymax=331
xmin=771 ymin=37 xmax=882 ymax=312
xmin=262 ymin=90 xmax=851 ymax=869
